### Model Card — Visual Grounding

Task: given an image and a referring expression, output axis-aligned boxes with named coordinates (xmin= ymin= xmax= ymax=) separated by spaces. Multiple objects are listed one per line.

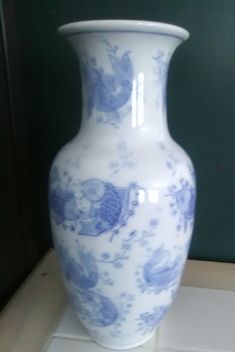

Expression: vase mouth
xmin=58 ymin=19 xmax=189 ymax=41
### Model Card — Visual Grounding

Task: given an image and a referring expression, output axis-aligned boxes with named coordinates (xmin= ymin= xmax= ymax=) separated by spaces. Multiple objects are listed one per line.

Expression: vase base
xmin=93 ymin=330 xmax=156 ymax=350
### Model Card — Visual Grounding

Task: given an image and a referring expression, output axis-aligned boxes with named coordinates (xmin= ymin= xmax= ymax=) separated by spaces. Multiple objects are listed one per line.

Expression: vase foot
xmin=93 ymin=330 xmax=157 ymax=350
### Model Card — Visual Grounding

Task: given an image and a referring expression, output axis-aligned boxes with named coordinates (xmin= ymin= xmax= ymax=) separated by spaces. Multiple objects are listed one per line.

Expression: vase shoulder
xmin=50 ymin=136 xmax=195 ymax=189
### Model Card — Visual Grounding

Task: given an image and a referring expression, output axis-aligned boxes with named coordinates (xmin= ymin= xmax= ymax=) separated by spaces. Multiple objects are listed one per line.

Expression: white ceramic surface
xmin=49 ymin=20 xmax=195 ymax=350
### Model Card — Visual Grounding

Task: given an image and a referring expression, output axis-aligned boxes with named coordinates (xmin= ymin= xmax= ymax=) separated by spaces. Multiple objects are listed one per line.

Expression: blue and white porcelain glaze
xmin=49 ymin=20 xmax=195 ymax=350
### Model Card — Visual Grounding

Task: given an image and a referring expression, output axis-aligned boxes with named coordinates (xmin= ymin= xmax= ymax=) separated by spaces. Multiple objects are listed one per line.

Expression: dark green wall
xmin=13 ymin=0 xmax=235 ymax=262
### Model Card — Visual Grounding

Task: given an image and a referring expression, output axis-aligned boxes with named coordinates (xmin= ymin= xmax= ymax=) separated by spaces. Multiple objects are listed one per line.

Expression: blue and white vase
xmin=49 ymin=20 xmax=196 ymax=350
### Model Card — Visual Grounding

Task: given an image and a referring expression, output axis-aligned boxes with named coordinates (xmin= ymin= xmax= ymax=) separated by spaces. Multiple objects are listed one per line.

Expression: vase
xmin=49 ymin=20 xmax=196 ymax=350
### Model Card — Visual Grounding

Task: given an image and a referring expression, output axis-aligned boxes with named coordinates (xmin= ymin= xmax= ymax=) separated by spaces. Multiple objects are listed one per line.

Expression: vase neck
xmin=67 ymin=31 xmax=184 ymax=142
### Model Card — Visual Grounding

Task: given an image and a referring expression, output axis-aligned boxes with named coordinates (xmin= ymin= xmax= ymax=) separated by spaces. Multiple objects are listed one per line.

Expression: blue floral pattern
xmin=69 ymin=289 xmax=135 ymax=332
xmin=56 ymin=240 xmax=135 ymax=331
xmin=56 ymin=244 xmax=98 ymax=289
xmin=49 ymin=169 xmax=139 ymax=238
xmin=81 ymin=40 xmax=133 ymax=127
xmin=97 ymin=250 xmax=130 ymax=269
xmin=153 ymin=51 xmax=169 ymax=112
xmin=137 ymin=305 xmax=169 ymax=335
xmin=124 ymin=218 xmax=159 ymax=248
xmin=136 ymin=245 xmax=183 ymax=294
xmin=70 ymin=290 xmax=119 ymax=327
xmin=166 ymin=154 xmax=181 ymax=176
xmin=109 ymin=141 xmax=136 ymax=176
xmin=57 ymin=240 xmax=116 ymax=288
xmin=50 ymin=164 xmax=193 ymax=340
xmin=97 ymin=218 xmax=159 ymax=268
xmin=167 ymin=178 xmax=196 ymax=232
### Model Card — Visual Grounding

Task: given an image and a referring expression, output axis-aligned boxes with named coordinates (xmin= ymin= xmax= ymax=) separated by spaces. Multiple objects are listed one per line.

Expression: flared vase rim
xmin=58 ymin=19 xmax=190 ymax=41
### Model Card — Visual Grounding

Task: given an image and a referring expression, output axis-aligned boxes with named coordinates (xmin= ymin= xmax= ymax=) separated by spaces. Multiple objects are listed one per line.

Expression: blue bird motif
xmin=72 ymin=290 xmax=119 ymax=327
xmin=81 ymin=43 xmax=133 ymax=120
xmin=141 ymin=246 xmax=182 ymax=293
xmin=57 ymin=245 xmax=98 ymax=290
xmin=79 ymin=179 xmax=135 ymax=237
xmin=50 ymin=175 xmax=138 ymax=237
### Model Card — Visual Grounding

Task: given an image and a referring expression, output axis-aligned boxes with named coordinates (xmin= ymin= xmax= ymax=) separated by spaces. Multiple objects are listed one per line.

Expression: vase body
xmin=49 ymin=20 xmax=196 ymax=350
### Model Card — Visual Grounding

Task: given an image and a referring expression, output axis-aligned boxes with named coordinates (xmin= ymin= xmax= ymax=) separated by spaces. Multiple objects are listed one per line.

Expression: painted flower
xmin=150 ymin=218 xmax=159 ymax=227
xmin=49 ymin=187 xmax=79 ymax=224
xmin=102 ymin=252 xmax=110 ymax=260
xmin=138 ymin=305 xmax=168 ymax=334
xmin=73 ymin=290 xmax=119 ymax=327
xmin=175 ymin=182 xmax=195 ymax=220
xmin=168 ymin=179 xmax=196 ymax=232
xmin=121 ymin=242 xmax=132 ymax=251
xmin=81 ymin=179 xmax=105 ymax=202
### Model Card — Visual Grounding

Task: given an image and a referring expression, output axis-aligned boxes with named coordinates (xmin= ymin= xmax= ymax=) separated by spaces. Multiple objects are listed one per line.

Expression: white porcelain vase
xmin=49 ymin=20 xmax=196 ymax=350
